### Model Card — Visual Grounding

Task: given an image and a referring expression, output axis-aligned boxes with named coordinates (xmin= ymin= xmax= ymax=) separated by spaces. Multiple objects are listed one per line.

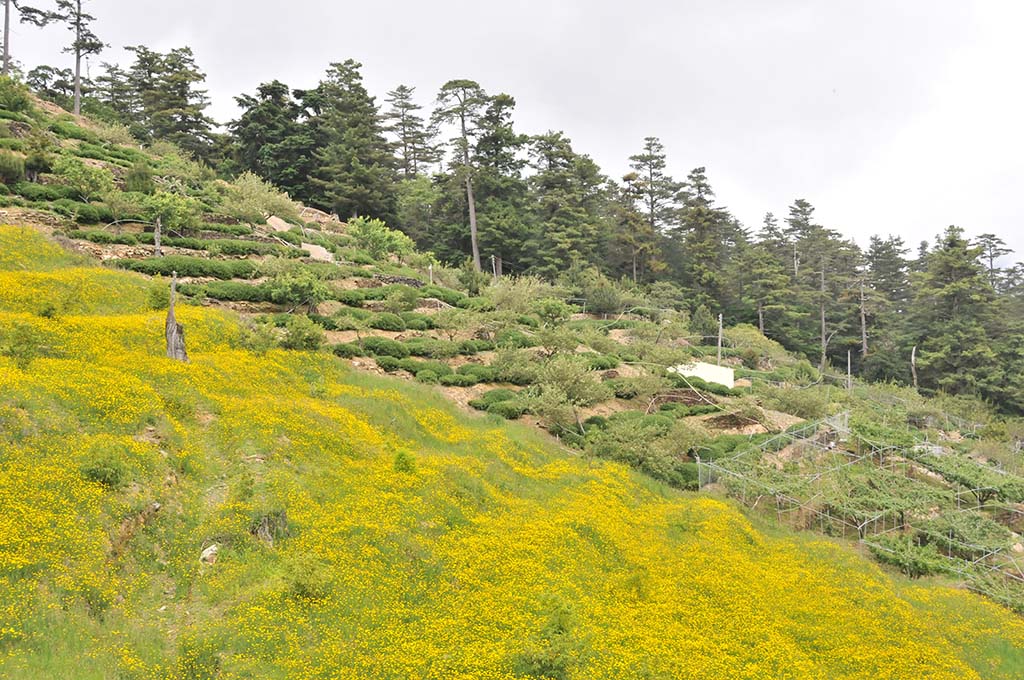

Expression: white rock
xmin=200 ymin=543 xmax=219 ymax=564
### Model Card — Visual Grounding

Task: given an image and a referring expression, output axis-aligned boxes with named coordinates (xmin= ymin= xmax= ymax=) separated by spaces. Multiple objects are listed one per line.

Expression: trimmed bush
xmin=67 ymin=229 xmax=138 ymax=245
xmin=112 ymin=256 xmax=258 ymax=280
xmin=487 ymin=400 xmax=529 ymax=419
xmin=0 ymin=151 xmax=24 ymax=184
xmin=586 ymin=354 xmax=620 ymax=371
xmin=369 ymin=312 xmax=406 ymax=332
xmin=495 ymin=328 xmax=533 ymax=348
xmin=334 ymin=289 xmax=366 ymax=307
xmin=419 ymin=285 xmax=466 ymax=307
xmin=415 ymin=369 xmax=440 ymax=384
xmin=468 ymin=388 xmax=517 ymax=411
xmin=404 ymin=337 xmax=459 ymax=359
xmin=457 ymin=364 xmax=496 ymax=382
xmin=458 ymin=339 xmax=495 ymax=355
xmin=439 ymin=373 xmax=479 ymax=387
xmin=13 ymin=182 xmax=77 ymax=201
xmin=376 ymin=356 xmax=402 ymax=372
xmin=332 ymin=342 xmax=365 ymax=358
xmin=360 ymin=337 xmax=409 ymax=359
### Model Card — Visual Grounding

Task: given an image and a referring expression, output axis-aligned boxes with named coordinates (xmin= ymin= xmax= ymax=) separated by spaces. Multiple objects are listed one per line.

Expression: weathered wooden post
xmin=166 ymin=271 xmax=189 ymax=362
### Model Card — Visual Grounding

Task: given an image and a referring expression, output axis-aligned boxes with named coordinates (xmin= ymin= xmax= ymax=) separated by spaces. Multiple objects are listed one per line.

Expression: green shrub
xmin=79 ymin=451 xmax=130 ymax=489
xmin=332 ymin=342 xmax=365 ymax=358
xmin=347 ymin=216 xmax=414 ymax=259
xmin=404 ymin=337 xmax=459 ymax=359
xmin=369 ymin=312 xmax=406 ymax=332
xmin=419 ymin=285 xmax=466 ymax=307
xmin=415 ymin=369 xmax=440 ymax=384
xmin=49 ymin=119 xmax=100 ymax=143
xmin=399 ymin=312 xmax=434 ymax=330
xmin=361 ymin=336 xmax=410 ymax=359
xmin=495 ymin=328 xmax=533 ymax=348
xmin=439 ymin=373 xmax=479 ymax=387
xmin=67 ymin=229 xmax=138 ymax=245
xmin=468 ymin=388 xmax=518 ymax=411
xmin=375 ymin=356 xmax=402 ymax=372
xmin=458 ymin=339 xmax=495 ymax=354
xmin=334 ymin=289 xmax=366 ymax=307
xmin=112 ymin=256 xmax=258 ymax=280
xmin=0 ymin=76 xmax=32 ymax=113
xmin=457 ymin=364 xmax=496 ymax=382
xmin=586 ymin=354 xmax=620 ymax=371
xmin=0 ymin=151 xmax=24 ymax=184
xmin=199 ymin=281 xmax=273 ymax=303
xmin=491 ymin=349 xmax=540 ymax=386
xmin=487 ymin=400 xmax=529 ymax=419
xmin=280 ymin=315 xmax=324 ymax=351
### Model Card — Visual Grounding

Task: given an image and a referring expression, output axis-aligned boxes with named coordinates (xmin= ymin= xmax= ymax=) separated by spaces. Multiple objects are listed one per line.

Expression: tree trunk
xmin=3 ymin=0 xmax=10 ymax=77
xmin=757 ymin=301 xmax=765 ymax=334
xmin=819 ymin=268 xmax=827 ymax=371
xmin=154 ymin=216 xmax=163 ymax=256
xmin=632 ymin=250 xmax=638 ymax=284
xmin=717 ymin=314 xmax=724 ymax=366
xmin=165 ymin=272 xmax=189 ymax=362
xmin=859 ymin=280 xmax=868 ymax=357
xmin=465 ymin=175 xmax=481 ymax=272
xmin=910 ymin=345 xmax=919 ymax=389
xmin=73 ymin=1 xmax=82 ymax=116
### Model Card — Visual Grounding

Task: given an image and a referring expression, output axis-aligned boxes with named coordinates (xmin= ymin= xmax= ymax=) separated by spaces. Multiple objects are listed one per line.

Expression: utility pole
xmin=717 ymin=313 xmax=724 ymax=366
xmin=3 ymin=0 xmax=10 ymax=77
xmin=490 ymin=254 xmax=497 ymax=282
xmin=819 ymin=268 xmax=827 ymax=371
xmin=847 ymin=349 xmax=852 ymax=390
xmin=859 ymin=279 xmax=868 ymax=357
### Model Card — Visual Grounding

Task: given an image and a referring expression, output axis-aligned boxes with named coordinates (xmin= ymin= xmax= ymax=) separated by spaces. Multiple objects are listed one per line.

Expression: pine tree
xmin=910 ymin=226 xmax=1003 ymax=399
xmin=383 ymin=85 xmax=438 ymax=177
xmin=975 ymin=233 xmax=1012 ymax=288
xmin=628 ymin=137 xmax=679 ymax=232
xmin=230 ymin=80 xmax=316 ymax=202
xmin=671 ymin=167 xmax=731 ymax=309
xmin=606 ymin=173 xmax=663 ymax=283
xmin=433 ymin=79 xmax=488 ymax=271
xmin=472 ymin=93 xmax=531 ymax=272
xmin=20 ymin=0 xmax=103 ymax=115
xmin=310 ymin=60 xmax=397 ymax=223
xmin=526 ymin=132 xmax=607 ymax=278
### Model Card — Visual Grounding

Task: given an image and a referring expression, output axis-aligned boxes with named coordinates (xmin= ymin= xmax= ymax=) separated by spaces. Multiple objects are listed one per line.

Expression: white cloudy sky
xmin=15 ymin=0 xmax=1024 ymax=259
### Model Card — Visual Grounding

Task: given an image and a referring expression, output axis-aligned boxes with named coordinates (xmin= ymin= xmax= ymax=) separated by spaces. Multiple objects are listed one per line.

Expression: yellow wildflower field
xmin=1 ymin=224 xmax=1022 ymax=679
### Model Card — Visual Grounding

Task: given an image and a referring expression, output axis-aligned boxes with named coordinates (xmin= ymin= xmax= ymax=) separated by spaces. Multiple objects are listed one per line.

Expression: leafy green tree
xmin=51 ymin=154 xmax=113 ymax=201
xmin=347 ymin=216 xmax=414 ymax=260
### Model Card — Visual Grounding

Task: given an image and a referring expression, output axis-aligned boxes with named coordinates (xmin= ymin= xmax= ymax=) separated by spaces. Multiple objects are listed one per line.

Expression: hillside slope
xmin=2 ymin=227 xmax=1024 ymax=678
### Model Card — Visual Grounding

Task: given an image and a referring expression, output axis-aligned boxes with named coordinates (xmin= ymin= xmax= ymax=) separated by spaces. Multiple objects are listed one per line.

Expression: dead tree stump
xmin=166 ymin=271 xmax=189 ymax=362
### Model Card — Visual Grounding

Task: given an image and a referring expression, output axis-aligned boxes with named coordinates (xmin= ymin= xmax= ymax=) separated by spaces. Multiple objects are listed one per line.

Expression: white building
xmin=669 ymin=361 xmax=735 ymax=389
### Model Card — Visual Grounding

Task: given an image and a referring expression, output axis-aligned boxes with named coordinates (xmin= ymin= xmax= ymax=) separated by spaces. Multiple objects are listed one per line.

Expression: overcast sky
xmin=15 ymin=0 xmax=1024 ymax=260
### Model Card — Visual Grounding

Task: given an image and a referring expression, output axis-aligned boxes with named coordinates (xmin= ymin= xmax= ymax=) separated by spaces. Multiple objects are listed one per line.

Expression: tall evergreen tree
xmin=383 ymin=84 xmax=438 ymax=178
xmin=433 ymin=79 xmax=487 ymax=271
xmin=975 ymin=233 xmax=1012 ymax=288
xmin=910 ymin=226 xmax=1003 ymax=400
xmin=628 ymin=136 xmax=679 ymax=232
xmin=230 ymin=80 xmax=317 ymax=202
xmin=20 ymin=0 xmax=103 ymax=115
xmin=310 ymin=60 xmax=397 ymax=222
xmin=671 ymin=167 xmax=731 ymax=309
xmin=526 ymin=132 xmax=607 ymax=278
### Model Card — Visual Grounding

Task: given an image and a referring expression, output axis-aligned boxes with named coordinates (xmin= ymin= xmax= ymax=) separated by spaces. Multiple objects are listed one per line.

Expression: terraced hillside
xmin=4 ymin=223 xmax=1024 ymax=678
